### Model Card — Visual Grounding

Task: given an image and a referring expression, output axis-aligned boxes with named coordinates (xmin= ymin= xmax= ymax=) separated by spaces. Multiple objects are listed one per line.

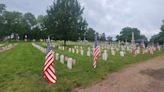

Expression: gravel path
xmin=73 ymin=56 xmax=164 ymax=92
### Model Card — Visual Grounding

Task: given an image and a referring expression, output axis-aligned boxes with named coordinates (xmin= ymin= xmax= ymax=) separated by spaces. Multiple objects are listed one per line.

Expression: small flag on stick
xmin=43 ymin=37 xmax=57 ymax=84
xmin=93 ymin=33 xmax=100 ymax=68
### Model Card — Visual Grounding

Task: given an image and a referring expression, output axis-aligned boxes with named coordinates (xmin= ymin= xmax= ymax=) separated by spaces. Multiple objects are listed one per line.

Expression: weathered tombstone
xmin=102 ymin=50 xmax=108 ymax=61
xmin=120 ymin=51 xmax=124 ymax=57
xmin=76 ymin=49 xmax=79 ymax=54
xmin=136 ymin=47 xmax=140 ymax=54
xmin=87 ymin=48 xmax=91 ymax=56
xmin=145 ymin=48 xmax=148 ymax=53
xmin=80 ymin=49 xmax=84 ymax=56
xmin=68 ymin=48 xmax=71 ymax=52
xmin=116 ymin=47 xmax=119 ymax=52
xmin=72 ymin=48 xmax=75 ymax=53
xmin=55 ymin=53 xmax=59 ymax=60
xmin=25 ymin=35 xmax=27 ymax=42
xmin=111 ymin=47 xmax=115 ymax=56
xmin=60 ymin=54 xmax=64 ymax=64
xmin=67 ymin=58 xmax=73 ymax=70
xmin=87 ymin=50 xmax=91 ymax=56
xmin=58 ymin=46 xmax=61 ymax=50
xmin=62 ymin=46 xmax=64 ymax=50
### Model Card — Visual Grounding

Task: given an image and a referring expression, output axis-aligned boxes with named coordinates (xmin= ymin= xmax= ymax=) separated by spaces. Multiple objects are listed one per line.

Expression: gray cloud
xmin=1 ymin=0 xmax=164 ymax=39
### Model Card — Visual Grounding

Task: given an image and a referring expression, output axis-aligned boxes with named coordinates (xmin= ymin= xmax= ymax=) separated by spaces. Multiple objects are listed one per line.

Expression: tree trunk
xmin=64 ymin=40 xmax=66 ymax=46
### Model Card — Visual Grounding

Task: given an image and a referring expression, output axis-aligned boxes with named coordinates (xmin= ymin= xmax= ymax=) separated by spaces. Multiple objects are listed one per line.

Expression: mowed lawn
xmin=0 ymin=42 xmax=164 ymax=92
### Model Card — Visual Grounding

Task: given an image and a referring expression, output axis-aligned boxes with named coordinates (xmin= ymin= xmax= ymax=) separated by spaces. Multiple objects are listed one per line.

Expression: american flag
xmin=150 ymin=46 xmax=154 ymax=55
xmin=93 ymin=33 xmax=100 ymax=68
xmin=43 ymin=37 xmax=57 ymax=84
xmin=132 ymin=45 xmax=136 ymax=56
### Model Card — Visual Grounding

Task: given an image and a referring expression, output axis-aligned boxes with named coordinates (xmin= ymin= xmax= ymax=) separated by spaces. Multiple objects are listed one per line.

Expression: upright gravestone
xmin=136 ymin=47 xmax=140 ymax=54
xmin=72 ymin=48 xmax=75 ymax=53
xmin=25 ymin=35 xmax=27 ymax=42
xmin=87 ymin=48 xmax=91 ymax=56
xmin=55 ymin=53 xmax=59 ymax=60
xmin=68 ymin=48 xmax=71 ymax=52
xmin=62 ymin=46 xmax=65 ymax=50
xmin=111 ymin=47 xmax=115 ymax=56
xmin=102 ymin=50 xmax=108 ymax=61
xmin=76 ymin=49 xmax=79 ymax=54
xmin=120 ymin=51 xmax=124 ymax=57
xmin=60 ymin=54 xmax=64 ymax=64
xmin=67 ymin=58 xmax=73 ymax=70
xmin=80 ymin=49 xmax=84 ymax=56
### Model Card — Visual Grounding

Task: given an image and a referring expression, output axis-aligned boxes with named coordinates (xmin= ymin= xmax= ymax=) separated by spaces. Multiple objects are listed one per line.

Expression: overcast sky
xmin=1 ymin=0 xmax=164 ymax=39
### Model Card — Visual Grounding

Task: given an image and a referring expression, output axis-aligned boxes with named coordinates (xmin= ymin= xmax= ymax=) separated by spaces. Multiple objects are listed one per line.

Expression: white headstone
xmin=68 ymin=48 xmax=71 ymax=52
xmin=120 ymin=51 xmax=124 ymax=57
xmin=72 ymin=48 xmax=75 ymax=53
xmin=76 ymin=49 xmax=79 ymax=54
xmin=67 ymin=58 xmax=73 ymax=70
xmin=111 ymin=50 xmax=115 ymax=56
xmin=60 ymin=54 xmax=64 ymax=64
xmin=55 ymin=53 xmax=59 ymax=60
xmin=136 ymin=47 xmax=140 ymax=54
xmin=102 ymin=50 xmax=108 ymax=61
xmin=87 ymin=50 xmax=91 ymax=56
xmin=80 ymin=49 xmax=84 ymax=56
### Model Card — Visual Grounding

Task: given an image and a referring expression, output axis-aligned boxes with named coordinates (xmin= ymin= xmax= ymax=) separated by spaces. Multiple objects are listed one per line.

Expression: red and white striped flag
xmin=93 ymin=34 xmax=100 ymax=68
xmin=132 ymin=45 xmax=136 ymax=56
xmin=150 ymin=46 xmax=154 ymax=55
xmin=43 ymin=37 xmax=57 ymax=84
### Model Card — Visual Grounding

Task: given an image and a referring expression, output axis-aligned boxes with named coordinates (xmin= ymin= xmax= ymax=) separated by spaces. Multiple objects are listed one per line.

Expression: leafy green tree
xmin=100 ymin=33 xmax=106 ymax=41
xmin=85 ymin=28 xmax=95 ymax=41
xmin=46 ymin=0 xmax=87 ymax=45
xmin=159 ymin=20 xmax=164 ymax=43
xmin=24 ymin=13 xmax=37 ymax=27
xmin=0 ymin=4 xmax=6 ymax=13
xmin=1 ymin=11 xmax=24 ymax=40
xmin=150 ymin=34 xmax=159 ymax=43
xmin=0 ymin=4 xmax=6 ymax=40
xmin=150 ymin=20 xmax=164 ymax=44
xmin=116 ymin=27 xmax=147 ymax=42
xmin=23 ymin=12 xmax=37 ymax=39
xmin=107 ymin=36 xmax=113 ymax=43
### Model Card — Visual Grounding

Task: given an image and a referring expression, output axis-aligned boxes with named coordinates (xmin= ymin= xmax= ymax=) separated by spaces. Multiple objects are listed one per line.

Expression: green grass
xmin=0 ymin=42 xmax=164 ymax=92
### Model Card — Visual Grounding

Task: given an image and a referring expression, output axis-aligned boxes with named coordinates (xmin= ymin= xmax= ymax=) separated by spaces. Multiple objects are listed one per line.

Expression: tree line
xmin=150 ymin=20 xmax=164 ymax=44
xmin=0 ymin=0 xmax=163 ymax=45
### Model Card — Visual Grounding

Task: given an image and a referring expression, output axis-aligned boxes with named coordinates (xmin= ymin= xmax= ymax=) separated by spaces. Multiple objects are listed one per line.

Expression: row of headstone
xmin=66 ymin=46 xmax=85 ymax=56
xmin=0 ymin=43 xmax=17 ymax=53
xmin=32 ymin=43 xmax=45 ymax=53
xmin=33 ymin=43 xmax=76 ymax=70
xmin=102 ymin=50 xmax=108 ymax=61
xmin=55 ymin=53 xmax=76 ymax=70
xmin=0 ymin=44 xmax=4 ymax=47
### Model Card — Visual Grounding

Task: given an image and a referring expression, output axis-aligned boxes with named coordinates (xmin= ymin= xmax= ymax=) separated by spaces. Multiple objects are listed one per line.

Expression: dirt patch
xmin=73 ymin=56 xmax=164 ymax=92
xmin=140 ymin=68 xmax=164 ymax=80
